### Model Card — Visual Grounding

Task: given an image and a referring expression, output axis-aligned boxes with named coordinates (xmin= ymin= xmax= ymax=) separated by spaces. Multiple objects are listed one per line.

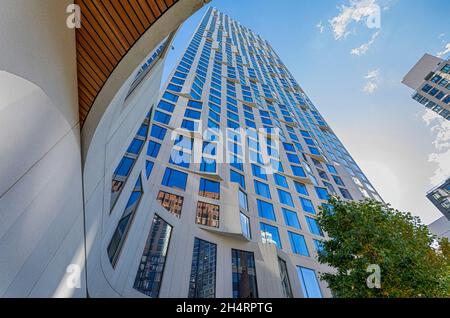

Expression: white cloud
xmin=316 ymin=21 xmax=325 ymax=34
xmin=330 ymin=0 xmax=380 ymax=40
xmin=363 ymin=81 xmax=378 ymax=93
xmin=422 ymin=110 xmax=450 ymax=185
xmin=363 ymin=69 xmax=380 ymax=93
xmin=351 ymin=31 xmax=380 ymax=56
xmin=437 ymin=42 xmax=450 ymax=58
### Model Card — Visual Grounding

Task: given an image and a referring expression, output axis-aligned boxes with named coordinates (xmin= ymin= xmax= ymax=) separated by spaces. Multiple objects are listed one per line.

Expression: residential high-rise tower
xmin=109 ymin=7 xmax=382 ymax=298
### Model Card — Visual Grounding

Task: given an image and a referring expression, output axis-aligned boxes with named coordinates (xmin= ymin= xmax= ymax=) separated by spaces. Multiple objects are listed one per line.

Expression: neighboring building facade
xmin=428 ymin=216 xmax=450 ymax=240
xmin=402 ymin=53 xmax=450 ymax=120
xmin=101 ymin=7 xmax=382 ymax=298
xmin=426 ymin=177 xmax=450 ymax=221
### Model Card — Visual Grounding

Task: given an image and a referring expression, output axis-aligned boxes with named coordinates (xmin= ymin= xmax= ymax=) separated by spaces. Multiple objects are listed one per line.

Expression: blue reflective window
xmin=283 ymin=143 xmax=295 ymax=152
xmin=288 ymin=232 xmax=309 ymax=256
xmin=240 ymin=212 xmax=251 ymax=239
xmin=339 ymin=188 xmax=353 ymax=200
xmin=300 ymin=198 xmax=316 ymax=214
xmin=150 ymin=125 xmax=167 ymax=140
xmin=260 ymin=223 xmax=282 ymax=248
xmin=114 ymin=157 xmax=135 ymax=177
xmin=278 ymin=189 xmax=295 ymax=207
xmin=257 ymin=199 xmax=276 ymax=221
xmin=326 ymin=165 xmax=337 ymax=174
xmin=274 ymin=174 xmax=289 ymax=188
xmin=283 ymin=208 xmax=301 ymax=229
xmin=199 ymin=178 xmax=220 ymax=200
xmin=254 ymin=180 xmax=271 ymax=199
xmin=158 ymin=100 xmax=175 ymax=113
xmin=297 ymin=267 xmax=322 ymax=298
xmin=167 ymin=83 xmax=182 ymax=92
xmin=200 ymin=158 xmax=216 ymax=173
xmin=306 ymin=216 xmax=323 ymax=236
xmin=161 ymin=168 xmax=188 ymax=191
xmin=162 ymin=91 xmax=179 ymax=102
xmin=127 ymin=138 xmax=144 ymax=155
xmin=287 ymin=153 xmax=300 ymax=164
xmin=230 ymin=170 xmax=246 ymax=189
xmin=184 ymin=109 xmax=201 ymax=120
xmin=169 ymin=149 xmax=191 ymax=168
xmin=291 ymin=165 xmax=306 ymax=178
xmin=315 ymin=187 xmax=329 ymax=201
xmin=147 ymin=141 xmax=161 ymax=158
xmin=294 ymin=181 xmax=309 ymax=196
xmin=153 ymin=111 xmax=171 ymax=125
xmin=137 ymin=123 xmax=148 ymax=138
xmin=309 ymin=147 xmax=320 ymax=156
xmin=313 ymin=240 xmax=324 ymax=253
xmin=251 ymin=164 xmax=267 ymax=180
xmin=188 ymin=100 xmax=203 ymax=110
xmin=174 ymin=135 xmax=193 ymax=151
xmin=181 ymin=119 xmax=198 ymax=132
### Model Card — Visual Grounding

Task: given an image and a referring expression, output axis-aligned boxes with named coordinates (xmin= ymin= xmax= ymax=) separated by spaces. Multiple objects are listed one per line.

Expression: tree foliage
xmin=316 ymin=197 xmax=450 ymax=298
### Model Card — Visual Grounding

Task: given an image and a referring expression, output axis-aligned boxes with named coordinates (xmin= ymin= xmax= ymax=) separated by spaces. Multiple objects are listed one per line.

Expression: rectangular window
xmin=199 ymin=178 xmax=220 ymax=200
xmin=277 ymin=189 xmax=295 ymax=207
xmin=196 ymin=201 xmax=220 ymax=228
xmin=257 ymin=199 xmax=276 ymax=221
xmin=150 ymin=125 xmax=167 ymax=140
xmin=161 ymin=168 xmax=188 ymax=191
xmin=230 ymin=170 xmax=246 ymax=189
xmin=240 ymin=212 xmax=251 ymax=239
xmin=108 ymin=175 xmax=143 ymax=267
xmin=157 ymin=191 xmax=184 ymax=218
xmin=314 ymin=239 xmax=324 ymax=253
xmin=274 ymin=174 xmax=289 ymax=188
xmin=294 ymin=181 xmax=309 ymax=196
xmin=339 ymin=188 xmax=353 ymax=200
xmin=239 ymin=189 xmax=249 ymax=211
xmin=254 ymin=180 xmax=272 ymax=199
xmin=288 ymin=232 xmax=309 ymax=256
xmin=291 ymin=165 xmax=306 ymax=178
xmin=306 ymin=216 xmax=324 ymax=236
xmin=153 ymin=110 xmax=171 ymax=125
xmin=283 ymin=208 xmax=301 ymax=229
xmin=315 ymin=187 xmax=330 ymax=200
xmin=260 ymin=223 xmax=282 ymax=248
xmin=134 ymin=214 xmax=172 ymax=297
xmin=188 ymin=238 xmax=217 ymax=298
xmin=232 ymin=249 xmax=258 ymax=298
xmin=297 ymin=267 xmax=323 ymax=298
xmin=300 ymin=197 xmax=316 ymax=214
xmin=278 ymin=258 xmax=293 ymax=298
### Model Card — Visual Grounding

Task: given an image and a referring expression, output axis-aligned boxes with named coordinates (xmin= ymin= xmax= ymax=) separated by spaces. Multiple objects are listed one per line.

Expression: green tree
xmin=316 ymin=197 xmax=450 ymax=298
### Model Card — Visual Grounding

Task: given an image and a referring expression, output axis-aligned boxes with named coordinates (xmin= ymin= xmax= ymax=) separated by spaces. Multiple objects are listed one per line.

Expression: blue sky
xmin=162 ymin=0 xmax=450 ymax=224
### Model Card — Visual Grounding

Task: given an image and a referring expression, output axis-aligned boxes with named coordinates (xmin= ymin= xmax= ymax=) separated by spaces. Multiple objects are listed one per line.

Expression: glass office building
xmin=107 ymin=7 xmax=382 ymax=298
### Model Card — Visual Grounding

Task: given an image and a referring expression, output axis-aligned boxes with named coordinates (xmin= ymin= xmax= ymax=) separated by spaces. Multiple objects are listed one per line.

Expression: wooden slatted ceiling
xmin=75 ymin=0 xmax=178 ymax=126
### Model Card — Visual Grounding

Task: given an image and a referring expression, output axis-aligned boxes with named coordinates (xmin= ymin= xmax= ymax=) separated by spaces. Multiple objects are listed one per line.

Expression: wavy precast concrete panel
xmin=0 ymin=72 xmax=72 ymax=199
xmin=0 ymin=0 xmax=84 ymax=297
xmin=0 ymin=126 xmax=84 ymax=297
xmin=0 ymin=0 xmax=79 ymax=127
